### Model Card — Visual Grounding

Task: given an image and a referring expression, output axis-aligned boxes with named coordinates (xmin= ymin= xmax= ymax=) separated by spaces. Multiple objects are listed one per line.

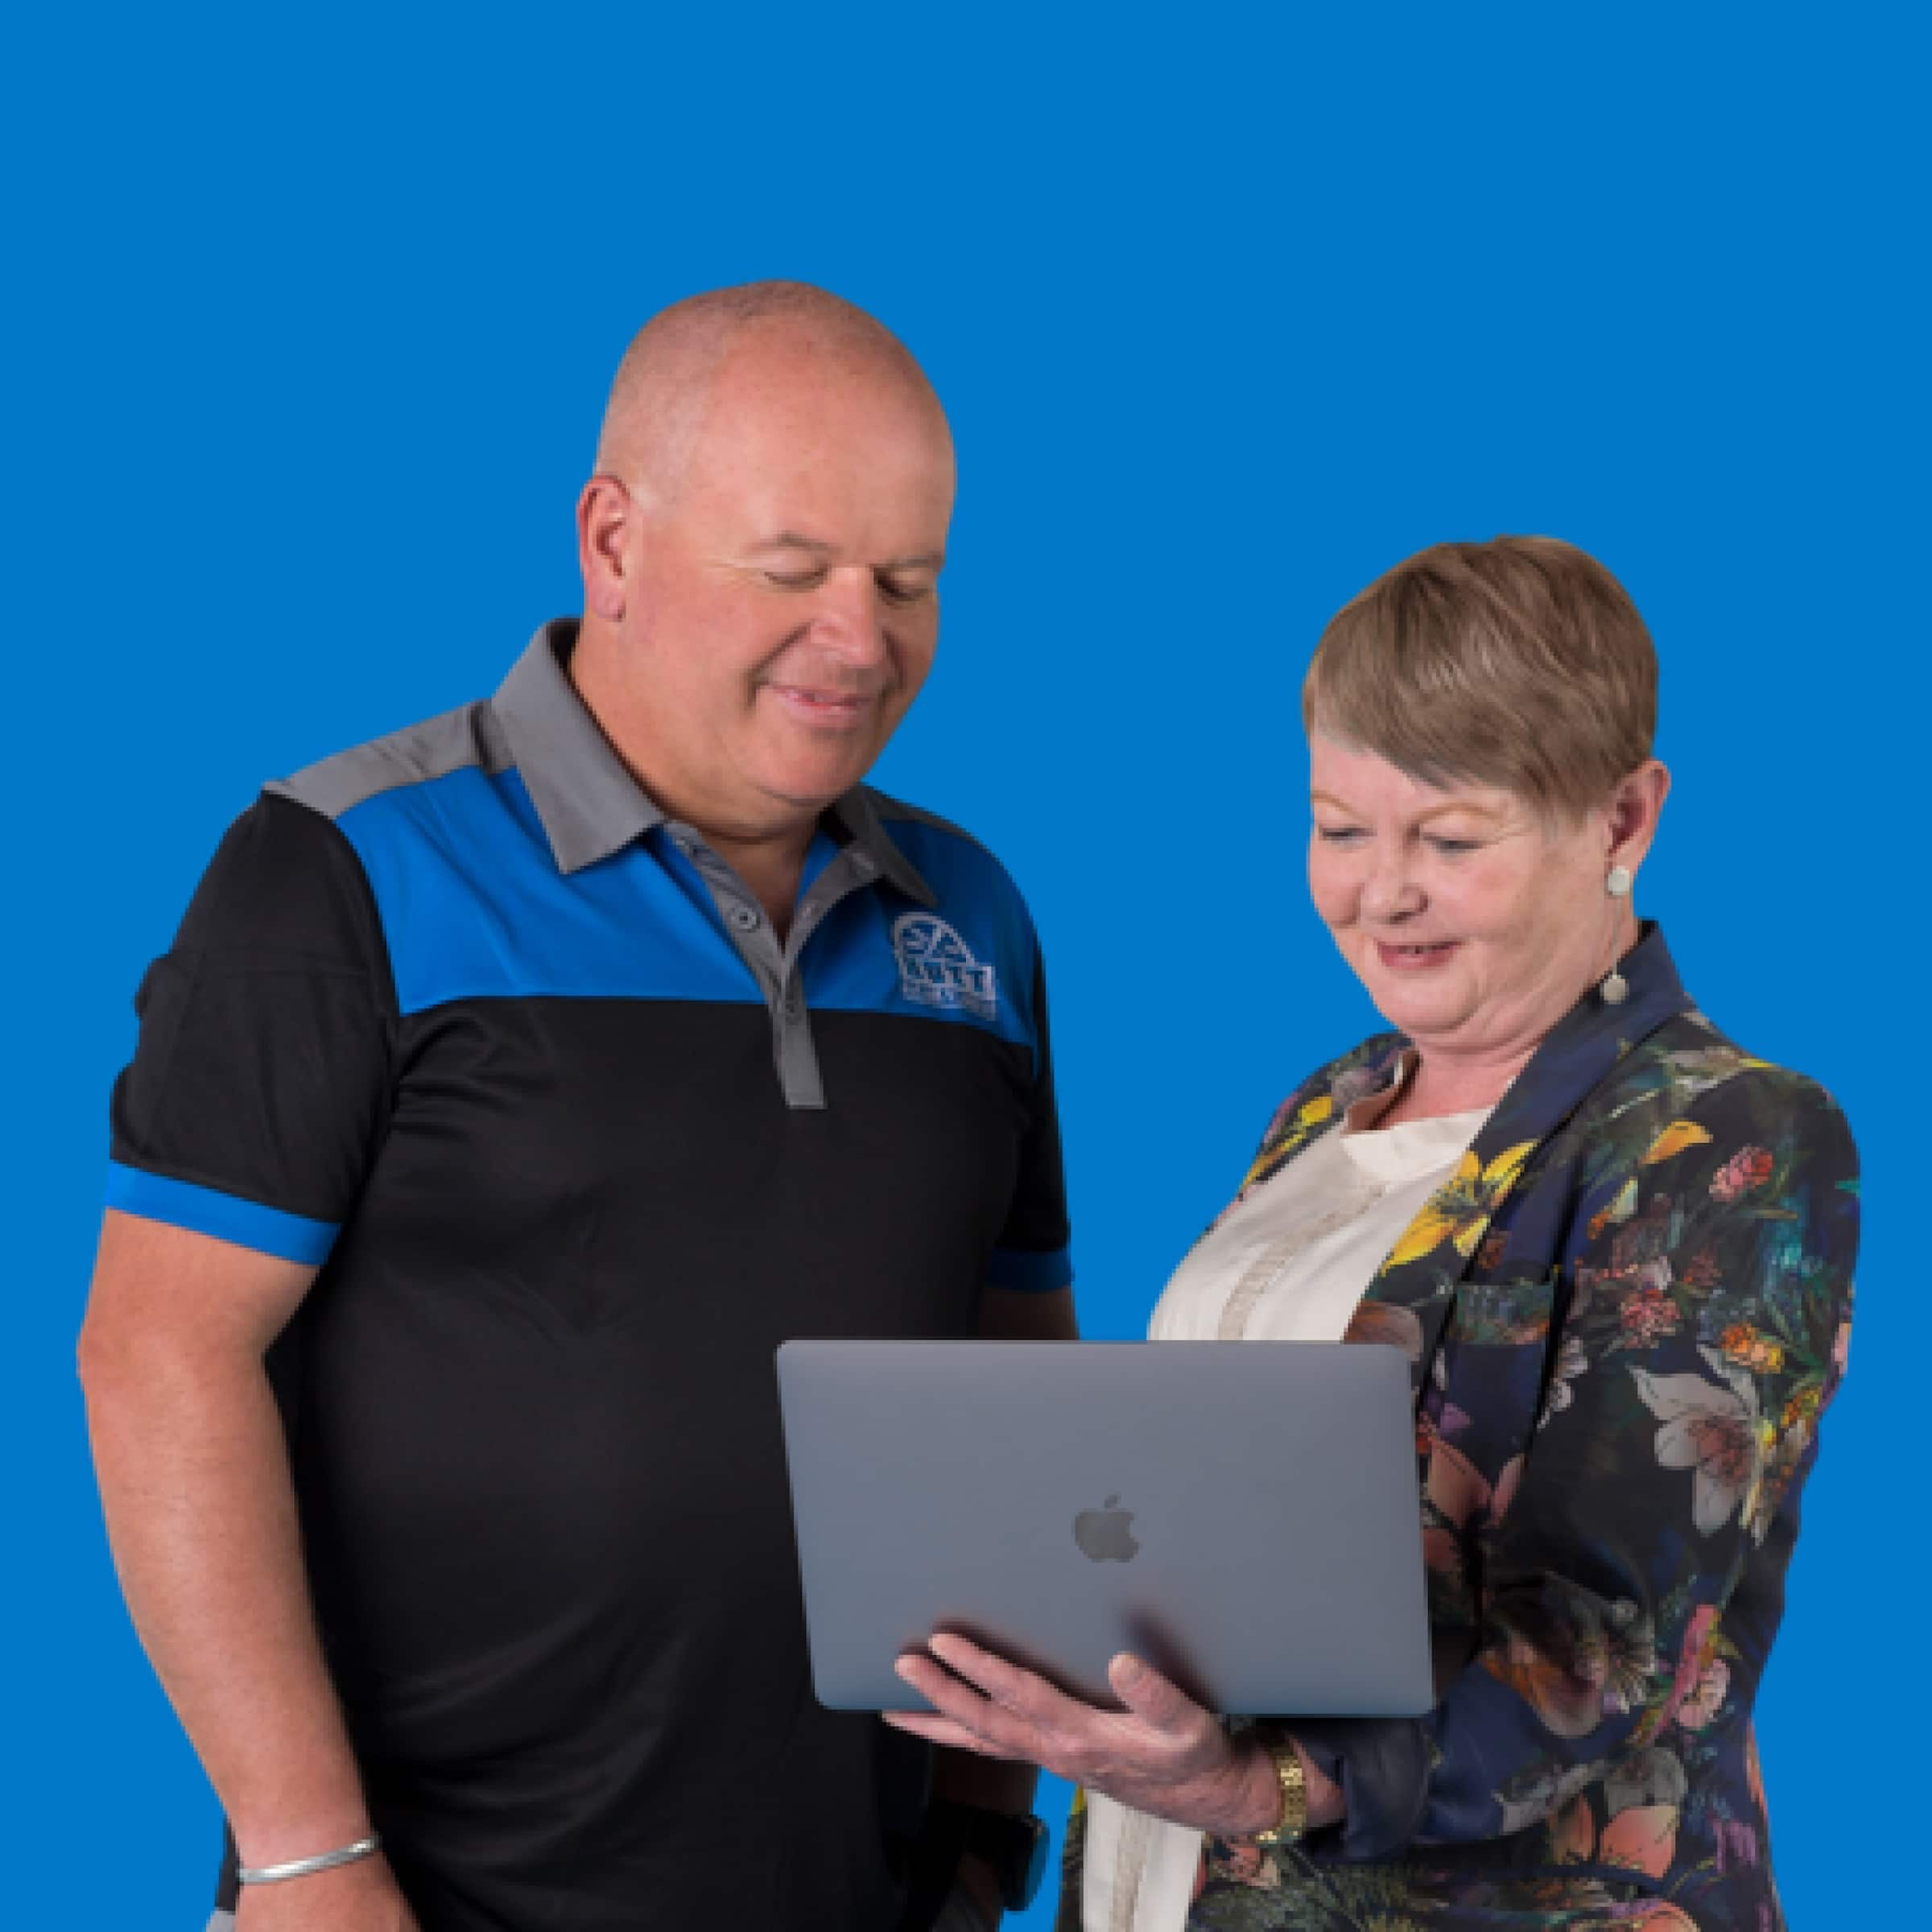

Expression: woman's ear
xmin=1605 ymin=759 xmax=1672 ymax=873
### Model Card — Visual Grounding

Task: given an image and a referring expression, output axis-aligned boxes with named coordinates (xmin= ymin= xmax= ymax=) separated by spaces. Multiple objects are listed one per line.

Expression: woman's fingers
xmin=894 ymin=1651 xmax=1040 ymax=1758
xmin=1106 ymin=1653 xmax=1197 ymax=1734
xmin=892 ymin=1636 xmax=1232 ymax=1813
xmin=927 ymin=1632 xmax=1080 ymax=1727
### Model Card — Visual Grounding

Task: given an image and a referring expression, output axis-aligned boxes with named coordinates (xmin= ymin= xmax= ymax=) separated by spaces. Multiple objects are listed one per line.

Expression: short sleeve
xmin=985 ymin=946 xmax=1074 ymax=1292
xmin=107 ymin=792 xmax=396 ymax=1264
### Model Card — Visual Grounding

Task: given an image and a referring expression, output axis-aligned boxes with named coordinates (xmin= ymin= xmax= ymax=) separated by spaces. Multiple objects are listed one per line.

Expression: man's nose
xmin=807 ymin=568 xmax=889 ymax=665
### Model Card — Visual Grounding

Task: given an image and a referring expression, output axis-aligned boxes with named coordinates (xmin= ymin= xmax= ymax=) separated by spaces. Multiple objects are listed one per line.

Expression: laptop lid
xmin=776 ymin=1340 xmax=1433 ymax=1719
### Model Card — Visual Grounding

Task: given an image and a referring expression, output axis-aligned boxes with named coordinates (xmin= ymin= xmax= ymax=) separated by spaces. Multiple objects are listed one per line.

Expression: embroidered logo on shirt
xmin=891 ymin=914 xmax=997 ymax=1022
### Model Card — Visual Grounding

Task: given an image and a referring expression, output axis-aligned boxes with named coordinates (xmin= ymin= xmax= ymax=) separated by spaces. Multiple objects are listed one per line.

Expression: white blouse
xmin=1081 ymin=1081 xmax=1491 ymax=1932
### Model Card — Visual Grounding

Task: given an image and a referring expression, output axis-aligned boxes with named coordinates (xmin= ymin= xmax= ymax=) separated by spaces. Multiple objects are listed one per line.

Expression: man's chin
xmin=752 ymin=764 xmax=874 ymax=816
xmin=749 ymin=741 xmax=886 ymax=811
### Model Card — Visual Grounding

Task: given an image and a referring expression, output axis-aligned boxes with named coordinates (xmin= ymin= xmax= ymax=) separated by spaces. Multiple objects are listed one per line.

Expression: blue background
xmin=6 ymin=6 xmax=1922 ymax=1924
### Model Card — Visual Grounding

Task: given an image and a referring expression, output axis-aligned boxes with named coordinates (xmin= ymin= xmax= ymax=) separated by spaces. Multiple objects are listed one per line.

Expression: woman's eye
xmin=1315 ymin=825 xmax=1364 ymax=844
xmin=1427 ymin=836 xmax=1477 ymax=855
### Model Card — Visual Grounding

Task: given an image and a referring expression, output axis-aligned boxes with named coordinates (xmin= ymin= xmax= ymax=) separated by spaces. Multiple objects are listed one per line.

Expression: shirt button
xmin=728 ymin=904 xmax=760 ymax=931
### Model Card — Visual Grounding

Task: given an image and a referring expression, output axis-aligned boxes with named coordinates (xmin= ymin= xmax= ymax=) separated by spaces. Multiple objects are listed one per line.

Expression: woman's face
xmin=1307 ymin=735 xmax=1645 ymax=1067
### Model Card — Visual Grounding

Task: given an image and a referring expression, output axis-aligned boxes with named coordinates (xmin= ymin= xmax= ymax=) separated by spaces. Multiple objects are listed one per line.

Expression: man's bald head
xmin=572 ymin=280 xmax=956 ymax=851
xmin=592 ymin=281 xmax=948 ymax=502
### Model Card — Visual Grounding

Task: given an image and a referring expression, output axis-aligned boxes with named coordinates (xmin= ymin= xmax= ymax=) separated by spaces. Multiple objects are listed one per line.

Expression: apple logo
xmin=1073 ymin=1495 xmax=1140 ymax=1563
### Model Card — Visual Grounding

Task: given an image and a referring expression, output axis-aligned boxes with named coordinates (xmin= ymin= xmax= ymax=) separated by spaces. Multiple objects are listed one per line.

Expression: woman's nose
xmin=1359 ymin=848 xmax=1424 ymax=922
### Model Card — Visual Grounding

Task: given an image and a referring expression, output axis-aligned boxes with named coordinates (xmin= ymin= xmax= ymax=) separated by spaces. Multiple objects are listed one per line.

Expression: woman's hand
xmin=886 ymin=1634 xmax=1308 ymax=1839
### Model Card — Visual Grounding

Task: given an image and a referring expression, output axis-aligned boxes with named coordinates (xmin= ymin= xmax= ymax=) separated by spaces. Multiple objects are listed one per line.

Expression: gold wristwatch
xmin=1249 ymin=1732 xmax=1309 ymax=1847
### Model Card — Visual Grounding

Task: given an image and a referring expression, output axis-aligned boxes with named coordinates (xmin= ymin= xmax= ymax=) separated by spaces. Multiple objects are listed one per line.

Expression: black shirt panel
xmin=254 ymin=999 xmax=1030 ymax=1929
xmin=109 ymin=794 xmax=396 ymax=1226
xmin=294 ymin=999 xmax=1028 ymax=1689
xmin=995 ymin=949 xmax=1072 ymax=1274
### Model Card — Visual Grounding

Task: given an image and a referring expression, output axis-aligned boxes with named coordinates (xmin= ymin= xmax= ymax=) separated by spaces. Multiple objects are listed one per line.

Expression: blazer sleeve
xmin=1303 ymin=1065 xmax=1859 ymax=1859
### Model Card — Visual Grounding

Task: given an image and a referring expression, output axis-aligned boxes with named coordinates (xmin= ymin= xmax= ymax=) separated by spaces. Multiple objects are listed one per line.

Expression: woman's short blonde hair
xmin=1302 ymin=536 xmax=1657 ymax=819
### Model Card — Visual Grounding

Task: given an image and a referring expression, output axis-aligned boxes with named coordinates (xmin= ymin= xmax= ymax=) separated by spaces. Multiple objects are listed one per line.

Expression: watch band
xmin=1249 ymin=1735 xmax=1309 ymax=1847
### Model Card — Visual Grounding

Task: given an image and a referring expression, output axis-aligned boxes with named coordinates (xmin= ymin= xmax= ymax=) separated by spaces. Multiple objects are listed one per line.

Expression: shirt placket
xmin=666 ymin=824 xmax=881 ymax=1112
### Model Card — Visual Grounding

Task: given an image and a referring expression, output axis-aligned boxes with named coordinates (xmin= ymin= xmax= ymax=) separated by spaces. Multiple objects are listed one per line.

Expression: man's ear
xmin=577 ymin=474 xmax=636 ymax=622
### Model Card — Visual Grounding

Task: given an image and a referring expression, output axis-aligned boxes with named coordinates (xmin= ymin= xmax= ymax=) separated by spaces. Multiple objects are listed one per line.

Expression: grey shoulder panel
xmin=266 ymin=700 xmax=511 ymax=819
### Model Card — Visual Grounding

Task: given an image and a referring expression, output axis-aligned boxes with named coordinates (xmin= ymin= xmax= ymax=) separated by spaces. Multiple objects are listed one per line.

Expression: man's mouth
xmin=766 ymin=684 xmax=876 ymax=725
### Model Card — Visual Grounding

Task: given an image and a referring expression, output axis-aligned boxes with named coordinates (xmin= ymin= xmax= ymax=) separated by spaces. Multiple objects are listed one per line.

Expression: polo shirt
xmin=107 ymin=619 xmax=1073 ymax=1932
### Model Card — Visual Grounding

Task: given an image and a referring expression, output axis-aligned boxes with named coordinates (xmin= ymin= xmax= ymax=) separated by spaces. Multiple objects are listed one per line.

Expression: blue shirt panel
xmin=332 ymin=766 xmax=1043 ymax=1062
xmin=801 ymin=819 xmax=1041 ymax=1060
xmin=105 ymin=1160 xmax=341 ymax=1264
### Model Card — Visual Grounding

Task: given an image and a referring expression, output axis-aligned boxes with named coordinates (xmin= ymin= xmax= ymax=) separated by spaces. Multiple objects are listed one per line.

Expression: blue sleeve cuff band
xmin=105 ymin=1162 xmax=341 ymax=1266
xmin=985 ymin=1244 xmax=1074 ymax=1294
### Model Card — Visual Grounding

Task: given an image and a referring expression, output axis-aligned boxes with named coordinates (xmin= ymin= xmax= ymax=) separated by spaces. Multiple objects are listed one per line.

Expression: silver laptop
xmin=775 ymin=1340 xmax=1433 ymax=1719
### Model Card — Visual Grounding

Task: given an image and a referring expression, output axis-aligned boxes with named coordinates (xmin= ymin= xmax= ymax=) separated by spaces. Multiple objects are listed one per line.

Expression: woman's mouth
xmin=1374 ymin=939 xmax=1460 ymax=972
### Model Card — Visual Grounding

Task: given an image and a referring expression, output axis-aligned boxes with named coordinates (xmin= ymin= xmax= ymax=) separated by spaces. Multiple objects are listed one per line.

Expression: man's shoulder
xmin=862 ymin=785 xmax=988 ymax=853
xmin=860 ymin=786 xmax=1037 ymax=914
xmin=266 ymin=698 xmax=510 ymax=824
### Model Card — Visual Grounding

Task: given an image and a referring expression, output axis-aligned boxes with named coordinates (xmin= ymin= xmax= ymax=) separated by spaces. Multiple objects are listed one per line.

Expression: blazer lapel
xmin=1344 ymin=927 xmax=1696 ymax=1393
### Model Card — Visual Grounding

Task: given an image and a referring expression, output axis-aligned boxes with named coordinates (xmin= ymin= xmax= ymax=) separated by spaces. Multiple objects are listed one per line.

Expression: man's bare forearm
xmin=81 ymin=1327 xmax=370 ymax=1866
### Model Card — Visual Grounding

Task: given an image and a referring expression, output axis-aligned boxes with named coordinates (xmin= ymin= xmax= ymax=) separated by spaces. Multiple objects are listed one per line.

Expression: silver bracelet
xmin=236 ymin=1833 xmax=382 ymax=1885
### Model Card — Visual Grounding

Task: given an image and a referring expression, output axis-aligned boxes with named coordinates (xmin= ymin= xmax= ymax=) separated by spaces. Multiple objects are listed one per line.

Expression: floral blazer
xmin=1058 ymin=929 xmax=1857 ymax=1932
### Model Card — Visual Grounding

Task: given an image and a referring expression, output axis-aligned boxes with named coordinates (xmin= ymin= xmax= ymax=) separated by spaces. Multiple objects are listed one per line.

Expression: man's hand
xmin=887 ymin=1634 xmax=1343 ymax=1838
xmin=233 ymin=1852 xmax=420 ymax=1930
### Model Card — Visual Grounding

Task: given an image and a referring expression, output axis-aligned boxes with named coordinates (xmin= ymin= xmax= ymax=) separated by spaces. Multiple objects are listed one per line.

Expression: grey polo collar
xmin=492 ymin=619 xmax=663 ymax=873
xmin=492 ymin=619 xmax=936 ymax=906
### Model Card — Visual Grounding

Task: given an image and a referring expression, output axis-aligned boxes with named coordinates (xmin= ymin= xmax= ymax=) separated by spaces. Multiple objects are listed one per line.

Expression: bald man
xmin=81 ymin=283 xmax=1076 ymax=1932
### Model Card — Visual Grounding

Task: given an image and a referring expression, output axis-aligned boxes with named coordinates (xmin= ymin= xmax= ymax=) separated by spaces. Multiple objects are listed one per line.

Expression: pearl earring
xmin=1600 ymin=864 xmax=1633 ymax=1004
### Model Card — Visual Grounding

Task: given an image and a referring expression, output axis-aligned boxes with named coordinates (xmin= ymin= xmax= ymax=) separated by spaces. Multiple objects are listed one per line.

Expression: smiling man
xmin=80 ymin=283 xmax=1074 ymax=1932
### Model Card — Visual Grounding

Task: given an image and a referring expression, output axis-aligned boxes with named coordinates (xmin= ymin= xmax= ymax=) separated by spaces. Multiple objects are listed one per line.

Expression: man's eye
xmin=877 ymin=579 xmax=935 ymax=606
xmin=1315 ymin=825 xmax=1364 ymax=844
xmin=763 ymin=568 xmax=828 ymax=591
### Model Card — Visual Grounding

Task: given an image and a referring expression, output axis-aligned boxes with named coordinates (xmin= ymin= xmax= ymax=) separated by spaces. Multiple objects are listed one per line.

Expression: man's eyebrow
xmin=748 ymin=531 xmax=837 ymax=555
xmin=745 ymin=533 xmax=946 ymax=571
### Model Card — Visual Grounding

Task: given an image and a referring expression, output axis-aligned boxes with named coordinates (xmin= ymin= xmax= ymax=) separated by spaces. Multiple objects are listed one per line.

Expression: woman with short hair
xmin=890 ymin=537 xmax=1858 ymax=1932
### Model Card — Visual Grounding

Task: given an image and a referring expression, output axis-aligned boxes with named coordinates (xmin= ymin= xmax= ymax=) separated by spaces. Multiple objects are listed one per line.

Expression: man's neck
xmin=570 ymin=621 xmax=820 ymax=934
xmin=699 ymin=824 xmax=819 ymax=938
